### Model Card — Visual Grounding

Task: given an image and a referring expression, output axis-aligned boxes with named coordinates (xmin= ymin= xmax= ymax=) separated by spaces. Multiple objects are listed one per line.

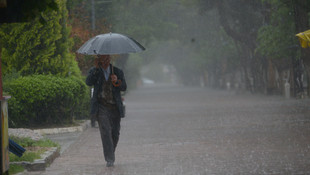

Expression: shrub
xmin=0 ymin=0 xmax=77 ymax=78
xmin=6 ymin=75 xmax=89 ymax=128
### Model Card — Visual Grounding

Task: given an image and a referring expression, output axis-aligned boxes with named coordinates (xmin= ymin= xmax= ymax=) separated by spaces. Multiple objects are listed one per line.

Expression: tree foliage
xmin=108 ymin=0 xmax=179 ymax=44
xmin=0 ymin=0 xmax=58 ymax=23
xmin=102 ymin=0 xmax=238 ymax=86
xmin=256 ymin=0 xmax=298 ymax=59
xmin=0 ymin=0 xmax=80 ymax=77
xmin=66 ymin=0 xmax=110 ymax=75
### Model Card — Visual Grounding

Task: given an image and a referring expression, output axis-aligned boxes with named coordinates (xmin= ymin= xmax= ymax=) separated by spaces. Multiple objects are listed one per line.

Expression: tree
xmin=292 ymin=0 xmax=310 ymax=96
xmin=66 ymin=0 xmax=110 ymax=75
xmin=0 ymin=0 xmax=79 ymax=77
xmin=0 ymin=0 xmax=58 ymax=23
xmin=97 ymin=0 xmax=239 ymax=87
xmin=194 ymin=0 xmax=266 ymax=91
xmin=105 ymin=0 xmax=180 ymax=87
xmin=257 ymin=0 xmax=310 ymax=96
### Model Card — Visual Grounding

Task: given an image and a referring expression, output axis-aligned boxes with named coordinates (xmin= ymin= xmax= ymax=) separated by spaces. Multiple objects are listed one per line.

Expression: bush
xmin=6 ymin=75 xmax=89 ymax=128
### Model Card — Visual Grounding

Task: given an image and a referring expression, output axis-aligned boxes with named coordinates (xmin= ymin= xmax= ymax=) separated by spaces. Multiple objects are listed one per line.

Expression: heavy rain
xmin=0 ymin=0 xmax=310 ymax=175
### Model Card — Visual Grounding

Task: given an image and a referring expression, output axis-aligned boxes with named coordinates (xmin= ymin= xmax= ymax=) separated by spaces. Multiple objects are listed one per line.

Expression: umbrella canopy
xmin=296 ymin=29 xmax=310 ymax=48
xmin=77 ymin=33 xmax=145 ymax=55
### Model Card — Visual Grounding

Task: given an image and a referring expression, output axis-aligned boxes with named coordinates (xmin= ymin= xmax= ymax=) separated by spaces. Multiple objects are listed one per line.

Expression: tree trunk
xmin=216 ymin=0 xmax=264 ymax=93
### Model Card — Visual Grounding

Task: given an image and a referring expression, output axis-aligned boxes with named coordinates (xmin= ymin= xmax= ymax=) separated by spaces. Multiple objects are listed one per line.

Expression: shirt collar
xmin=101 ymin=65 xmax=110 ymax=73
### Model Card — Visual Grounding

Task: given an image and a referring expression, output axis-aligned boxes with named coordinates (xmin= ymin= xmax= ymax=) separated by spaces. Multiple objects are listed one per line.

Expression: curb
xmin=11 ymin=120 xmax=90 ymax=172
xmin=33 ymin=120 xmax=90 ymax=135
xmin=11 ymin=147 xmax=60 ymax=171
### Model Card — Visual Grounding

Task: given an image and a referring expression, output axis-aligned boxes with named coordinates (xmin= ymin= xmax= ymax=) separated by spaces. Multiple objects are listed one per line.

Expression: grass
xmin=9 ymin=165 xmax=24 ymax=175
xmin=9 ymin=136 xmax=59 ymax=148
xmin=9 ymin=149 xmax=46 ymax=162
xmin=8 ymin=136 xmax=60 ymax=174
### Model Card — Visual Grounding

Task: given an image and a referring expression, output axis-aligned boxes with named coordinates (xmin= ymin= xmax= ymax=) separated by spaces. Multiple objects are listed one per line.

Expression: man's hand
xmin=111 ymin=74 xmax=118 ymax=83
xmin=111 ymin=74 xmax=122 ymax=87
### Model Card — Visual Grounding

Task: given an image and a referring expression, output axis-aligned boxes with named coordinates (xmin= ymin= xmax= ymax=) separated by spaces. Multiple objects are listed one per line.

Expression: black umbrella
xmin=77 ymin=32 xmax=145 ymax=55
xmin=77 ymin=32 xmax=145 ymax=87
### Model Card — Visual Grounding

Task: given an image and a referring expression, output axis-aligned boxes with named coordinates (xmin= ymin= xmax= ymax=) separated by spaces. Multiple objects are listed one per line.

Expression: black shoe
xmin=106 ymin=162 xmax=114 ymax=167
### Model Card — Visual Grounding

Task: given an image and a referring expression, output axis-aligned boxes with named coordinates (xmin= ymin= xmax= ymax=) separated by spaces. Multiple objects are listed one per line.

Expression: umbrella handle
xmin=110 ymin=62 xmax=120 ymax=87
xmin=112 ymin=80 xmax=122 ymax=87
xmin=110 ymin=61 xmax=122 ymax=87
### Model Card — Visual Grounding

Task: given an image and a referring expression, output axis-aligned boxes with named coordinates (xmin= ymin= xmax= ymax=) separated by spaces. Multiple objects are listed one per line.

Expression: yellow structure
xmin=296 ymin=29 xmax=310 ymax=48
xmin=0 ymin=97 xmax=10 ymax=174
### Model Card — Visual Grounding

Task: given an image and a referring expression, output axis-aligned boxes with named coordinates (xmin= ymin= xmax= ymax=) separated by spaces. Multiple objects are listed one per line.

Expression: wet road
xmin=24 ymin=84 xmax=310 ymax=174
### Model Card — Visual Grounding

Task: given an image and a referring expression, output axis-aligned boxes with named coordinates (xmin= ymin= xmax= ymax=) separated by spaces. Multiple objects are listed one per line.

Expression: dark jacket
xmin=86 ymin=65 xmax=127 ymax=118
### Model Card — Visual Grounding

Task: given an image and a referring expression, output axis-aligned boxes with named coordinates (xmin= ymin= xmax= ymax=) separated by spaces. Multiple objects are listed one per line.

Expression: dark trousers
xmin=96 ymin=104 xmax=121 ymax=163
xmin=91 ymin=114 xmax=96 ymax=127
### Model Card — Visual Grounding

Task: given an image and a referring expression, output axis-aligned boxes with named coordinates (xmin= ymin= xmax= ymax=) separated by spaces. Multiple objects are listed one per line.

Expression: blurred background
xmin=0 ymin=0 xmax=309 ymax=128
xmin=66 ymin=0 xmax=309 ymax=96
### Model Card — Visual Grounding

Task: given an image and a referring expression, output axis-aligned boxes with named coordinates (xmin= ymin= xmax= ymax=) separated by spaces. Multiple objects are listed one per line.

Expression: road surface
xmin=23 ymin=84 xmax=310 ymax=175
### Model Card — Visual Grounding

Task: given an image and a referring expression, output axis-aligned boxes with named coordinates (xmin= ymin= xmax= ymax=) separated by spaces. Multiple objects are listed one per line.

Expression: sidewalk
xmin=43 ymin=121 xmax=90 ymax=154
xmin=20 ymin=126 xmax=106 ymax=175
xmin=12 ymin=120 xmax=91 ymax=174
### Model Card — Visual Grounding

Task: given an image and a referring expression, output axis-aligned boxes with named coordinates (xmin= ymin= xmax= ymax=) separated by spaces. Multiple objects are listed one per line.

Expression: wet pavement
xmin=22 ymin=84 xmax=310 ymax=174
xmin=45 ymin=132 xmax=83 ymax=155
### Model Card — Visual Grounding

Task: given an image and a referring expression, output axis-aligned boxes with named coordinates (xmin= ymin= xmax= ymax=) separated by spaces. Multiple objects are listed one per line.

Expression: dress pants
xmin=96 ymin=104 xmax=121 ymax=163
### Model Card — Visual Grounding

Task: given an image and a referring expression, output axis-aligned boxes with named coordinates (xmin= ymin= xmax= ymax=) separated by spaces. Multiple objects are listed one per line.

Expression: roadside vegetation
xmin=0 ymin=0 xmax=309 ymax=133
xmin=0 ymin=0 xmax=90 ymax=128
xmin=8 ymin=136 xmax=60 ymax=174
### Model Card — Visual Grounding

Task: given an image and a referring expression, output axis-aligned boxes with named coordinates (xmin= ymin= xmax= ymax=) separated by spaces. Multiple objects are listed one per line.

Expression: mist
xmin=107 ymin=1 xmax=231 ymax=88
xmin=98 ymin=0 xmax=307 ymax=98
xmin=94 ymin=1 xmax=310 ymax=174
xmin=1 ymin=0 xmax=309 ymax=174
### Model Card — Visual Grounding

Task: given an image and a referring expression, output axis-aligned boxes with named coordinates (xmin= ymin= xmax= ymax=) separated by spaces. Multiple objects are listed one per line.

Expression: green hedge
xmin=6 ymin=75 xmax=90 ymax=128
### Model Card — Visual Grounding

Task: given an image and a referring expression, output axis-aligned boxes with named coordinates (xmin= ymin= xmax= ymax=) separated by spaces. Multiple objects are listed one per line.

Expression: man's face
xmin=97 ymin=55 xmax=111 ymax=68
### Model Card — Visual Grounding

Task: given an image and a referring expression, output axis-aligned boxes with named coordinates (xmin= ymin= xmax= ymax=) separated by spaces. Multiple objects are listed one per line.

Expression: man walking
xmin=86 ymin=55 xmax=127 ymax=167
